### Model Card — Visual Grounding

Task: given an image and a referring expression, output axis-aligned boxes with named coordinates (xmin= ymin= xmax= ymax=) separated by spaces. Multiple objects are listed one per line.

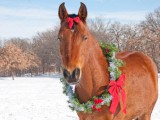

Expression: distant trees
xmin=32 ymin=27 xmax=61 ymax=73
xmin=0 ymin=40 xmax=2 ymax=48
xmin=6 ymin=37 xmax=32 ymax=52
xmin=88 ymin=19 xmax=139 ymax=51
xmin=140 ymin=7 xmax=160 ymax=38
xmin=25 ymin=51 xmax=41 ymax=77
xmin=0 ymin=27 xmax=61 ymax=78
xmin=87 ymin=7 xmax=160 ymax=72
xmin=0 ymin=7 xmax=160 ymax=78
xmin=88 ymin=18 xmax=109 ymax=42
xmin=0 ymin=43 xmax=40 ymax=79
xmin=125 ymin=7 xmax=160 ymax=72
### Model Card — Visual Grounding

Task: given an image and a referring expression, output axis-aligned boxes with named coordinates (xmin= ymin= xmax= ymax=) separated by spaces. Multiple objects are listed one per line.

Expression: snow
xmin=0 ymin=74 xmax=159 ymax=120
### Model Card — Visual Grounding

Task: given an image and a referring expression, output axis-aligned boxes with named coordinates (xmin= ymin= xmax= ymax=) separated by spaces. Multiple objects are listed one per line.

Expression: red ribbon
xmin=92 ymin=99 xmax=103 ymax=112
xmin=108 ymin=74 xmax=126 ymax=114
xmin=66 ymin=17 xmax=80 ymax=29
xmin=106 ymin=48 xmax=109 ymax=53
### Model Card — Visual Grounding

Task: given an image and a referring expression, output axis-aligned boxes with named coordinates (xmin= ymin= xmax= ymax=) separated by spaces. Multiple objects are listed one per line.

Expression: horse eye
xmin=83 ymin=35 xmax=88 ymax=41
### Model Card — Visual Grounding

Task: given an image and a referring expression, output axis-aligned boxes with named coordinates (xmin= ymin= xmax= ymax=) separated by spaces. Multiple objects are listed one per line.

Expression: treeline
xmin=89 ymin=7 xmax=160 ymax=72
xmin=0 ymin=27 xmax=61 ymax=78
xmin=0 ymin=7 xmax=160 ymax=78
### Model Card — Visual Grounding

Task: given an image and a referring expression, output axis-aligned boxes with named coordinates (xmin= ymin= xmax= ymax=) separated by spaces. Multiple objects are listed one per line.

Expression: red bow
xmin=66 ymin=17 xmax=80 ymax=29
xmin=108 ymin=74 xmax=126 ymax=114
xmin=106 ymin=48 xmax=109 ymax=53
xmin=92 ymin=99 xmax=103 ymax=112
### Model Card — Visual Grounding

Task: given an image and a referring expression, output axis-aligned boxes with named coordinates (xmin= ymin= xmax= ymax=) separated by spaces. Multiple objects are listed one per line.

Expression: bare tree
xmin=32 ymin=27 xmax=61 ymax=73
xmin=125 ymin=7 xmax=160 ymax=72
xmin=6 ymin=37 xmax=31 ymax=52
xmin=140 ymin=7 xmax=160 ymax=37
xmin=88 ymin=18 xmax=110 ymax=42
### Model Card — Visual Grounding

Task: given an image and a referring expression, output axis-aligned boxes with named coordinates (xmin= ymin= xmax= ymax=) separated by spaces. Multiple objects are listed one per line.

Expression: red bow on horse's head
xmin=58 ymin=2 xmax=87 ymax=24
xmin=66 ymin=15 xmax=81 ymax=29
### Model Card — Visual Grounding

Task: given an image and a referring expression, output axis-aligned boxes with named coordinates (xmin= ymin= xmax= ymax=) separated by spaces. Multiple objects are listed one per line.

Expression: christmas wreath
xmin=60 ymin=43 xmax=126 ymax=114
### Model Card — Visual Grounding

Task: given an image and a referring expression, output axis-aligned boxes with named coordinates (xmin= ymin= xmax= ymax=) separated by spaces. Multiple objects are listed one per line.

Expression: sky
xmin=0 ymin=0 xmax=160 ymax=39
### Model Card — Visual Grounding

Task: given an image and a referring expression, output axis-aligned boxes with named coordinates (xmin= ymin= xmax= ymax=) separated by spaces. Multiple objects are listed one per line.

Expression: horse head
xmin=58 ymin=2 xmax=89 ymax=84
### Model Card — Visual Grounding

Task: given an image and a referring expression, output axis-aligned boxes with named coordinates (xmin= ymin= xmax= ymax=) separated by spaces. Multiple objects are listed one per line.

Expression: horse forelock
xmin=68 ymin=14 xmax=78 ymax=18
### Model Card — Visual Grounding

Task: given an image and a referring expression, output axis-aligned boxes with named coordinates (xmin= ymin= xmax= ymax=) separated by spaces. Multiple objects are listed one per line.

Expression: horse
xmin=58 ymin=2 xmax=158 ymax=120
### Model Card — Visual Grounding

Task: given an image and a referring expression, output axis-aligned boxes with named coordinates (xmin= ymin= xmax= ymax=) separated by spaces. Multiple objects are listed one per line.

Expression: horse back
xmin=116 ymin=51 xmax=158 ymax=88
xmin=116 ymin=51 xmax=158 ymax=119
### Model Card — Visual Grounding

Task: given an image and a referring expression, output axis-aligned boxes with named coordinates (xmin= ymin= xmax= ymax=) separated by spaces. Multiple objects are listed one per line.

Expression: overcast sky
xmin=0 ymin=0 xmax=160 ymax=39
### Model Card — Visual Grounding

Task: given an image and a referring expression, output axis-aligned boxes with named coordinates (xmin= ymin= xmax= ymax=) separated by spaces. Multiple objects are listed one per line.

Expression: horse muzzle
xmin=63 ymin=68 xmax=80 ymax=85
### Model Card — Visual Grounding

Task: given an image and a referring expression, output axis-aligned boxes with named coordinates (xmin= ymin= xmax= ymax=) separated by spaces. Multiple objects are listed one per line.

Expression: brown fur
xmin=58 ymin=2 xmax=158 ymax=120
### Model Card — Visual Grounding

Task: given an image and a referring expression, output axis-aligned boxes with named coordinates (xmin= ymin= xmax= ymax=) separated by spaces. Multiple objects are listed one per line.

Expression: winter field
xmin=0 ymin=74 xmax=159 ymax=120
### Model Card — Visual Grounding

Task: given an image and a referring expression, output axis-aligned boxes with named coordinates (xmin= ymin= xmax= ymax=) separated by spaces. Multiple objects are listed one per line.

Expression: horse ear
xmin=58 ymin=2 xmax=68 ymax=22
xmin=78 ymin=2 xmax=87 ymax=23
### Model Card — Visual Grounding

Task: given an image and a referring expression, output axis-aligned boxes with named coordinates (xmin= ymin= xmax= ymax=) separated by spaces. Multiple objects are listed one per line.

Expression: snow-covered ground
xmin=0 ymin=74 xmax=159 ymax=120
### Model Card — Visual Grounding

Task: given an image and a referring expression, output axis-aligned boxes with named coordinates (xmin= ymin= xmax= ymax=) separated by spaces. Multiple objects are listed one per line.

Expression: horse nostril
xmin=63 ymin=69 xmax=70 ymax=79
xmin=72 ymin=68 xmax=80 ymax=80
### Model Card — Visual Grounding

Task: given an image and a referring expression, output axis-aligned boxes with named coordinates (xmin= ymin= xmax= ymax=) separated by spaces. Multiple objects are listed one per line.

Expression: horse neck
xmin=75 ymin=35 xmax=110 ymax=103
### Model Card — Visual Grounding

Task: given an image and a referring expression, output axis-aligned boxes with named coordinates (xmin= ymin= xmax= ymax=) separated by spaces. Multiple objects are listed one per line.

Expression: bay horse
xmin=58 ymin=2 xmax=158 ymax=120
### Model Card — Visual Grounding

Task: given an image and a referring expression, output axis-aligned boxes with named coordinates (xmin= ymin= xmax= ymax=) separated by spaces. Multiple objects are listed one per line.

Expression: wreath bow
xmin=108 ymin=74 xmax=126 ymax=114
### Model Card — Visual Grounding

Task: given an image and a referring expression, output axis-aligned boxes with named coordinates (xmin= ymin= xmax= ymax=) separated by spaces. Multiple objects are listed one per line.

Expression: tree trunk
xmin=30 ymin=69 xmax=33 ymax=77
xmin=11 ymin=71 xmax=14 ymax=80
xmin=116 ymin=37 xmax=120 ymax=51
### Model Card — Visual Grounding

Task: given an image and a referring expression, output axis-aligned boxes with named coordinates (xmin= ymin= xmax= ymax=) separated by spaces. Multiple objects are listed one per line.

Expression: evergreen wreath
xmin=60 ymin=43 xmax=125 ymax=113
